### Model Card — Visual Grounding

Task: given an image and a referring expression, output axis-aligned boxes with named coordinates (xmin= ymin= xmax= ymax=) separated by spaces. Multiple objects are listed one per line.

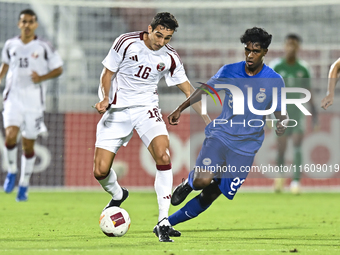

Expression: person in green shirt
xmin=270 ymin=34 xmax=317 ymax=194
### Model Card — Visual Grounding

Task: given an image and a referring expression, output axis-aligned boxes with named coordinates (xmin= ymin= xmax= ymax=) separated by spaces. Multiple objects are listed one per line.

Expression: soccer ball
xmin=99 ymin=207 xmax=131 ymax=237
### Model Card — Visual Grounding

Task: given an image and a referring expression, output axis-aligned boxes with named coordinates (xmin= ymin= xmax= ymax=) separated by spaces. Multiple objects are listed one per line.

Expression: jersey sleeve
xmin=102 ymin=34 xmax=131 ymax=73
xmin=1 ymin=40 xmax=10 ymax=64
xmin=206 ymin=65 xmax=228 ymax=93
xmin=164 ymin=52 xmax=188 ymax=86
xmin=44 ymin=41 xmax=63 ymax=70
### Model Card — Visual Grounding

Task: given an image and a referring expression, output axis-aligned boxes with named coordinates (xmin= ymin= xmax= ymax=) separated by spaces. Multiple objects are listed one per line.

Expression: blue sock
xmin=168 ymin=195 xmax=211 ymax=226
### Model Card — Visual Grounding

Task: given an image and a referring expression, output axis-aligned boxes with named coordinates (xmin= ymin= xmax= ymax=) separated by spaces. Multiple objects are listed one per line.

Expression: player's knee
xmin=193 ymin=178 xmax=211 ymax=189
xmin=154 ymin=151 xmax=170 ymax=165
xmin=5 ymin=133 xmax=17 ymax=145
xmin=93 ymin=160 xmax=110 ymax=179
xmin=22 ymin=144 xmax=34 ymax=155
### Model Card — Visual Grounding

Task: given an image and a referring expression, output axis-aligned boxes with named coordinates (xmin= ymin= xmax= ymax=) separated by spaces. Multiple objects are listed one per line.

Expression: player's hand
xmin=168 ymin=108 xmax=181 ymax=125
xmin=275 ymin=120 xmax=286 ymax=136
xmin=95 ymin=97 xmax=110 ymax=114
xmin=31 ymin=71 xmax=42 ymax=83
xmin=321 ymin=94 xmax=334 ymax=110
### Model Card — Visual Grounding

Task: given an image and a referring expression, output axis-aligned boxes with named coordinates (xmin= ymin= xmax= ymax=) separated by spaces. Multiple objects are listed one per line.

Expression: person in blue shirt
xmin=167 ymin=27 xmax=289 ymax=228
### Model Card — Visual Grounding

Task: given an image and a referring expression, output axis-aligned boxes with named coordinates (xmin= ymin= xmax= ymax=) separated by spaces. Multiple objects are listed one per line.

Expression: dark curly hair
xmin=19 ymin=9 xmax=38 ymax=21
xmin=150 ymin=12 xmax=179 ymax=31
xmin=240 ymin=27 xmax=272 ymax=49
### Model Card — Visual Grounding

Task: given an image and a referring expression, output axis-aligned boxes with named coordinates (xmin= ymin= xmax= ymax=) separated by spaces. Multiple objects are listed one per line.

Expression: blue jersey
xmin=205 ymin=61 xmax=285 ymax=156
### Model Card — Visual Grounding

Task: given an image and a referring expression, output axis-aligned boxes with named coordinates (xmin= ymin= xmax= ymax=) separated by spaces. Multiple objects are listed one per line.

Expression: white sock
xmin=97 ymin=169 xmax=123 ymax=200
xmin=4 ymin=145 xmax=18 ymax=174
xmin=154 ymin=169 xmax=173 ymax=223
xmin=19 ymin=155 xmax=36 ymax=187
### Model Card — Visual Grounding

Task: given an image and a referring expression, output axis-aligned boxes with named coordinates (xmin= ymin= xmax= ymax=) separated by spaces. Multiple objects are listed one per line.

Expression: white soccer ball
xmin=99 ymin=207 xmax=131 ymax=237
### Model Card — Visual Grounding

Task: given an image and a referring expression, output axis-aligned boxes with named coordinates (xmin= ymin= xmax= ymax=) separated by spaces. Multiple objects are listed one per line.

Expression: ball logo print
xmin=99 ymin=207 xmax=131 ymax=237
xmin=110 ymin=212 xmax=126 ymax=227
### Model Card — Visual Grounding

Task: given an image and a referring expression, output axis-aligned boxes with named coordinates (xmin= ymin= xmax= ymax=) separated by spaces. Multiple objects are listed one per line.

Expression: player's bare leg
xmin=171 ymin=169 xmax=215 ymax=206
xmin=148 ymin=135 xmax=177 ymax=241
xmin=168 ymin=181 xmax=221 ymax=226
xmin=16 ymin=137 xmax=36 ymax=201
xmin=93 ymin=148 xmax=128 ymax=209
xmin=3 ymin=126 xmax=20 ymax=193
xmin=275 ymin=135 xmax=288 ymax=193
xmin=193 ymin=169 xmax=215 ymax=189
xmin=291 ymin=132 xmax=304 ymax=194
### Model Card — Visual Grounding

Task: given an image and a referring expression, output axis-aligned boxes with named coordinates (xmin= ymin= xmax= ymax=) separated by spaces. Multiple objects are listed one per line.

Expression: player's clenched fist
xmin=95 ymin=98 xmax=109 ymax=114
xmin=321 ymin=94 xmax=334 ymax=110
xmin=31 ymin=71 xmax=41 ymax=83
xmin=168 ymin=108 xmax=181 ymax=125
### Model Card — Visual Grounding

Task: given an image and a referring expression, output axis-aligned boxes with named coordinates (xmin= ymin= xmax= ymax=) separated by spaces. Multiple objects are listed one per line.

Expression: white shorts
xmin=2 ymin=100 xmax=47 ymax=140
xmin=95 ymin=105 xmax=168 ymax=153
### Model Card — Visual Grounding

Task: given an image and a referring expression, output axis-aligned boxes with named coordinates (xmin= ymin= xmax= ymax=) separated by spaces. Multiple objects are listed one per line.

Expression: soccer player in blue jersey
xmin=167 ymin=27 xmax=289 ymax=227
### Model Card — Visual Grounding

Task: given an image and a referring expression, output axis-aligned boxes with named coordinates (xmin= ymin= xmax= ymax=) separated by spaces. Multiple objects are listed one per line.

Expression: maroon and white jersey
xmin=1 ymin=36 xmax=63 ymax=111
xmin=101 ymin=31 xmax=188 ymax=108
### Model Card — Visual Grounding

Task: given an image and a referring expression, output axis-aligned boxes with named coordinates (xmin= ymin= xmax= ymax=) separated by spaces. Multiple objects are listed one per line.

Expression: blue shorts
xmin=194 ymin=137 xmax=255 ymax=200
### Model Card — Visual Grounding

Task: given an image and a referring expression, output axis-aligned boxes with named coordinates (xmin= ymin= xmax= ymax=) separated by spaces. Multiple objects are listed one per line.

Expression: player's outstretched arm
xmin=176 ymin=81 xmax=211 ymax=125
xmin=0 ymin=63 xmax=9 ymax=84
xmin=31 ymin=67 xmax=63 ymax=84
xmin=274 ymin=111 xmax=289 ymax=136
xmin=168 ymin=83 xmax=206 ymax=125
xmin=95 ymin=67 xmax=115 ymax=114
xmin=321 ymin=58 xmax=340 ymax=110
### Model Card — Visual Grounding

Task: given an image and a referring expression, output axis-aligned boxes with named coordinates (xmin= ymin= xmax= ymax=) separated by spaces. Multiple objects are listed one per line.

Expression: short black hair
xmin=285 ymin=33 xmax=302 ymax=43
xmin=150 ymin=12 xmax=178 ymax=31
xmin=240 ymin=27 xmax=272 ymax=49
xmin=19 ymin=9 xmax=37 ymax=21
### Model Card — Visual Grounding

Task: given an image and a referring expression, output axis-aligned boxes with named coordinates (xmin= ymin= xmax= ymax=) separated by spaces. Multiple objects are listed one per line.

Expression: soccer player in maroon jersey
xmin=93 ymin=12 xmax=209 ymax=242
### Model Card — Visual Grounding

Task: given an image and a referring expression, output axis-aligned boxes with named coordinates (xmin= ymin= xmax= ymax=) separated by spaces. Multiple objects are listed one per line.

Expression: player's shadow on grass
xmin=181 ymin=226 xmax=304 ymax=233
xmin=134 ymin=226 xmax=305 ymax=234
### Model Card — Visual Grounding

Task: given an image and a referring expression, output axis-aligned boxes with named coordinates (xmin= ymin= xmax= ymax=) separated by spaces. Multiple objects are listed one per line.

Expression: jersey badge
xmin=256 ymin=90 xmax=266 ymax=103
xmin=31 ymin=52 xmax=39 ymax=59
xmin=157 ymin=62 xmax=165 ymax=72
xmin=202 ymin=158 xmax=211 ymax=166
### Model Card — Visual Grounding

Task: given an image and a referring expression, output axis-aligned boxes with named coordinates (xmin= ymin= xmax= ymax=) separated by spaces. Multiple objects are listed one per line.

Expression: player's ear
xmin=147 ymin=25 xmax=152 ymax=34
xmin=263 ymin=48 xmax=268 ymax=56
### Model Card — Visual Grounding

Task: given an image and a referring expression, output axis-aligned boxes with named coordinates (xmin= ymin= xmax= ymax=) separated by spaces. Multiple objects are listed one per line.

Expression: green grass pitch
xmin=0 ymin=190 xmax=339 ymax=255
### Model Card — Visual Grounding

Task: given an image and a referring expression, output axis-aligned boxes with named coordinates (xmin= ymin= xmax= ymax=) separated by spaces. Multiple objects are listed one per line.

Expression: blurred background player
xmin=93 ymin=12 xmax=209 ymax=242
xmin=321 ymin=57 xmax=340 ymax=110
xmin=0 ymin=9 xmax=63 ymax=201
xmin=269 ymin=34 xmax=317 ymax=194
xmin=167 ymin=27 xmax=288 ymax=228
